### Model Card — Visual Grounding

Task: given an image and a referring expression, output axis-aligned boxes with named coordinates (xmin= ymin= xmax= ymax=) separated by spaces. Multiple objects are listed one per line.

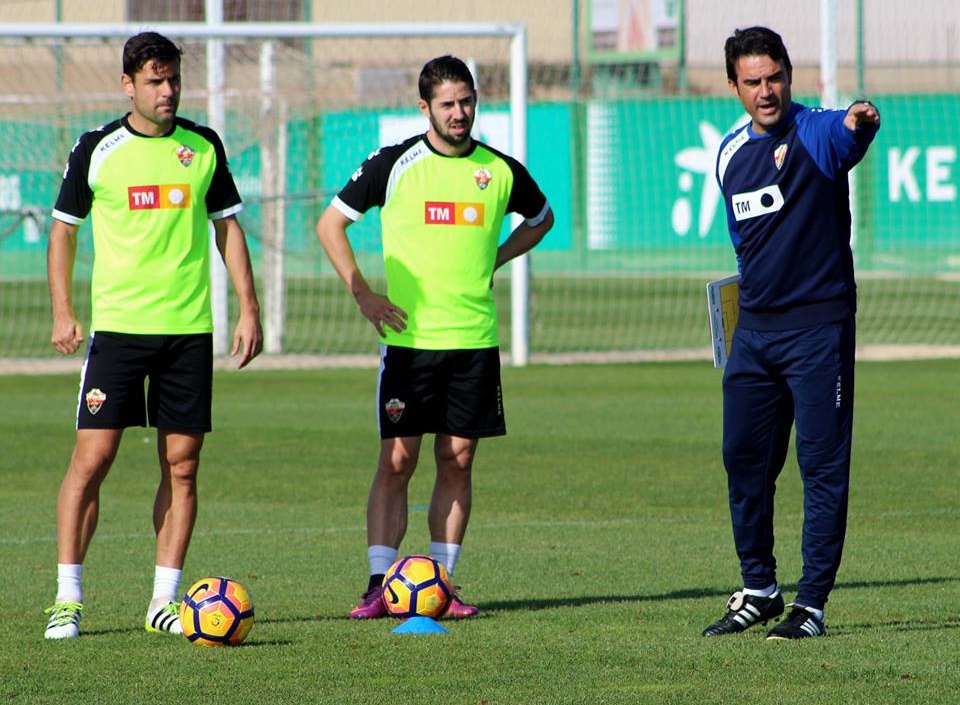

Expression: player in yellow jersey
xmin=318 ymin=55 xmax=554 ymax=619
xmin=44 ymin=32 xmax=263 ymax=639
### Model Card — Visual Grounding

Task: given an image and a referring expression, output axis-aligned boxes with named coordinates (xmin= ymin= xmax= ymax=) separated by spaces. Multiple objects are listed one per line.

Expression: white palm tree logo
xmin=672 ymin=115 xmax=749 ymax=238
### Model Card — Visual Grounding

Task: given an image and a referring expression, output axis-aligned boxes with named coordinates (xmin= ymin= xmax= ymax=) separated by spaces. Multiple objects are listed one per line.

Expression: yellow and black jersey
xmin=332 ymin=134 xmax=549 ymax=350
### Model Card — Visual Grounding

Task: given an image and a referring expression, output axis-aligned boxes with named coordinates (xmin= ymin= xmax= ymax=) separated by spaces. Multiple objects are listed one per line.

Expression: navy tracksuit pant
xmin=721 ymin=318 xmax=855 ymax=611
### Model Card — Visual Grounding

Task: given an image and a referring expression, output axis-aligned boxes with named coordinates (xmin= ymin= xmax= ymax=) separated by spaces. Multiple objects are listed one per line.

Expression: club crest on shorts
xmin=384 ymin=398 xmax=405 ymax=423
xmin=85 ymin=388 xmax=106 ymax=415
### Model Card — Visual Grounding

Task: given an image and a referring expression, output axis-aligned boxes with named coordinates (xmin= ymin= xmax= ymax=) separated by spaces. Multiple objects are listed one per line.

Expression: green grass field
xmin=2 ymin=361 xmax=959 ymax=704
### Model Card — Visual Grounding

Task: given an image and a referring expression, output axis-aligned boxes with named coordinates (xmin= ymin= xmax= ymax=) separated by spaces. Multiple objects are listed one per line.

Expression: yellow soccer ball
xmin=179 ymin=577 xmax=254 ymax=646
xmin=381 ymin=555 xmax=452 ymax=619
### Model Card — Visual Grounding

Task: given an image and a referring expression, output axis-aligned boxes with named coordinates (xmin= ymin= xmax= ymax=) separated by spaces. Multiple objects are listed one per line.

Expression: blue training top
xmin=716 ymin=102 xmax=879 ymax=331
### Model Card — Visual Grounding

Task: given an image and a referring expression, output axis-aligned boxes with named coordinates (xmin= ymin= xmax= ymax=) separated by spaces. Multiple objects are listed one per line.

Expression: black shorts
xmin=76 ymin=332 xmax=213 ymax=432
xmin=377 ymin=345 xmax=506 ymax=439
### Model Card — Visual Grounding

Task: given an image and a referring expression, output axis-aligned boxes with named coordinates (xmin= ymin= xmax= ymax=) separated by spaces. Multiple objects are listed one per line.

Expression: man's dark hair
xmin=418 ymin=55 xmax=476 ymax=102
xmin=122 ymin=32 xmax=182 ymax=76
xmin=724 ymin=26 xmax=792 ymax=83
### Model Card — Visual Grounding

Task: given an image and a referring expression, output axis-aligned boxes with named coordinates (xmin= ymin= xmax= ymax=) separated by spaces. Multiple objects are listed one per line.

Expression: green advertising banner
xmin=580 ymin=96 xmax=745 ymax=273
xmin=2 ymin=94 xmax=957 ymax=278
xmin=858 ymin=95 xmax=958 ymax=272
xmin=579 ymin=94 xmax=959 ymax=275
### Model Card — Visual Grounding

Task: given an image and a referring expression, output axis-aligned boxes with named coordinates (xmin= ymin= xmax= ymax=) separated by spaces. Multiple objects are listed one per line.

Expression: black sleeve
xmin=504 ymin=155 xmax=548 ymax=219
xmin=191 ymin=123 xmax=242 ymax=216
xmin=52 ymin=132 xmax=97 ymax=221
xmin=335 ymin=144 xmax=399 ymax=215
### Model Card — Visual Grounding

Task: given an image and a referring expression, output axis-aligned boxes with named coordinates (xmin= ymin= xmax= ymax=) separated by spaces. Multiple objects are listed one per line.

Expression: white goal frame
xmin=1 ymin=22 xmax=533 ymax=365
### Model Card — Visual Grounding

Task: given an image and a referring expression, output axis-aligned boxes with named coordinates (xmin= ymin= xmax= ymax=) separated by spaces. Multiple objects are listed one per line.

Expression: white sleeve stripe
xmin=51 ymin=209 xmax=84 ymax=225
xmin=717 ymin=129 xmax=750 ymax=187
xmin=331 ymin=195 xmax=362 ymax=222
xmin=210 ymin=203 xmax=244 ymax=220
xmin=525 ymin=200 xmax=551 ymax=227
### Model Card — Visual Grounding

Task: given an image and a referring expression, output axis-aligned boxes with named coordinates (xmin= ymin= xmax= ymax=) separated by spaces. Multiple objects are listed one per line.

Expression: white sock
xmin=150 ymin=565 xmax=183 ymax=607
xmin=799 ymin=604 xmax=825 ymax=621
xmin=368 ymin=545 xmax=398 ymax=576
xmin=429 ymin=541 xmax=461 ymax=577
xmin=56 ymin=563 xmax=83 ymax=603
xmin=742 ymin=583 xmax=778 ymax=598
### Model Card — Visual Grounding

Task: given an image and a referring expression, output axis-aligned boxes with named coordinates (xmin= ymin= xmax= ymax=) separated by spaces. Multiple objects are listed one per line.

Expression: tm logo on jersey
xmin=128 ymin=184 xmax=192 ymax=210
xmin=424 ymin=201 xmax=485 ymax=226
xmin=731 ymin=184 xmax=784 ymax=222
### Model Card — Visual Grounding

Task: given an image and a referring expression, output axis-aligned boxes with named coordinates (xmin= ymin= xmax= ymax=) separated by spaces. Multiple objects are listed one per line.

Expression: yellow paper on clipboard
xmin=706 ymin=274 xmax=740 ymax=369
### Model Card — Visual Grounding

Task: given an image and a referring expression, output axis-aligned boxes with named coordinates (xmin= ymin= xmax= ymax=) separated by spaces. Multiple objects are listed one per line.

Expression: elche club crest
xmin=385 ymin=398 xmax=405 ymax=423
xmin=773 ymin=144 xmax=788 ymax=171
xmin=85 ymin=388 xmax=106 ymax=415
xmin=473 ymin=168 xmax=492 ymax=191
xmin=177 ymin=145 xmax=194 ymax=167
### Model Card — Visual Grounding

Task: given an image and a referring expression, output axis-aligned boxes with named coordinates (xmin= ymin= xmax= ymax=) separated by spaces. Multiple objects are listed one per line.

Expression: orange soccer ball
xmin=381 ymin=555 xmax=452 ymax=619
xmin=179 ymin=577 xmax=255 ymax=646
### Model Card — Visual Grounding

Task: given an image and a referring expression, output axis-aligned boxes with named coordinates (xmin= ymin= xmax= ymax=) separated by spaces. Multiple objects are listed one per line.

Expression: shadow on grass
xmin=257 ymin=614 xmax=346 ymax=624
xmin=478 ymin=574 xmax=960 ymax=613
xmin=232 ymin=575 xmax=960 ymax=629
xmin=77 ymin=575 xmax=957 ymax=635
xmin=70 ymin=627 xmax=143 ymax=637
xmin=77 ymin=613 xmax=356 ymax=636
xmin=233 ymin=638 xmax=296 ymax=646
xmin=75 ymin=624 xmax=296 ymax=646
xmin=832 ymin=619 xmax=960 ymax=635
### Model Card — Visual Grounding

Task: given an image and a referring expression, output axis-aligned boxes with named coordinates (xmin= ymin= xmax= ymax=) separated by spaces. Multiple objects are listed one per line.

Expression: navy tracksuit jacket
xmin=715 ymin=102 xmax=879 ymax=609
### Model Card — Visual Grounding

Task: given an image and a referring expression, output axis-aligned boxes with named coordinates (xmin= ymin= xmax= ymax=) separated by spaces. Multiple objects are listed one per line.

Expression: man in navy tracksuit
xmin=701 ymin=26 xmax=880 ymax=640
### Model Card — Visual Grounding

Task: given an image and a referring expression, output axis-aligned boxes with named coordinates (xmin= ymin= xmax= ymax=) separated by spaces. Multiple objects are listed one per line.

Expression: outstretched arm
xmin=214 ymin=216 xmax=263 ymax=369
xmin=844 ymin=101 xmax=880 ymax=132
xmin=47 ymin=219 xmax=84 ymax=355
xmin=316 ymin=205 xmax=407 ymax=337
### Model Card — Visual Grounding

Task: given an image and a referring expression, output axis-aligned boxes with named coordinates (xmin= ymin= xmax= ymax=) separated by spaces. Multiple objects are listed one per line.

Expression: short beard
xmin=428 ymin=113 xmax=471 ymax=150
